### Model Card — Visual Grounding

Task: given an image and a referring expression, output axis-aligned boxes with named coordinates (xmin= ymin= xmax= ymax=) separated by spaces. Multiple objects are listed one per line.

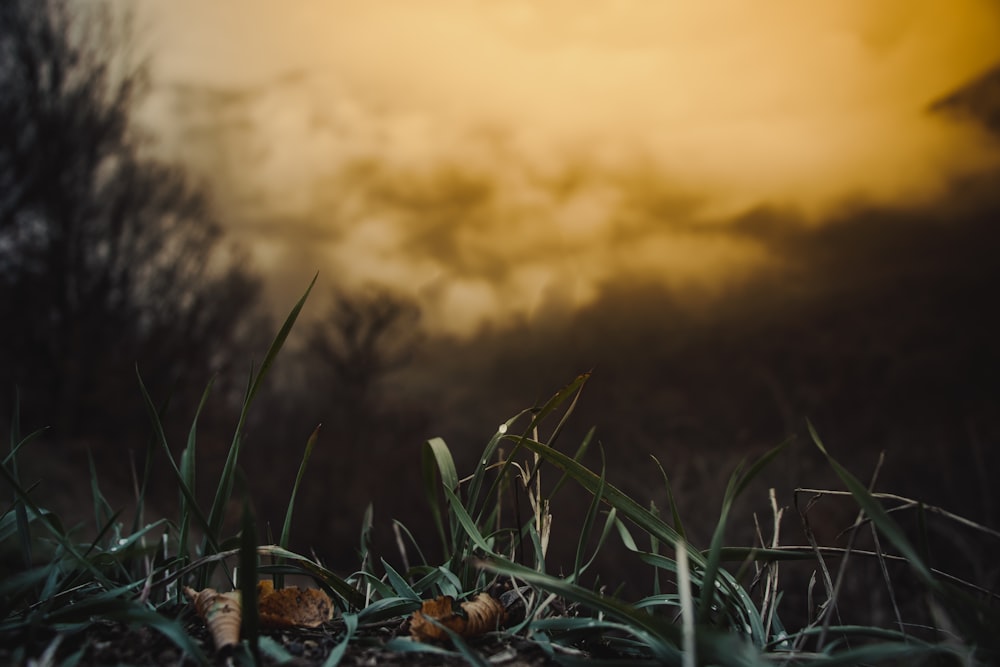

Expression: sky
xmin=137 ymin=0 xmax=1000 ymax=335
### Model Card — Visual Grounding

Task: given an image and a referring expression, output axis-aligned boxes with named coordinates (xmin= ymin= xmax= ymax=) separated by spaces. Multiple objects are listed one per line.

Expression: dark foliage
xmin=0 ymin=0 xmax=261 ymax=439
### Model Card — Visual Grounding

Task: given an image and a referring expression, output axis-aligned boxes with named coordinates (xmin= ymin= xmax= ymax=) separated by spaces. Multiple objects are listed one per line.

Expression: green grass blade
xmin=276 ymin=424 xmax=321 ymax=589
xmin=463 ymin=410 xmax=532 ymax=523
xmin=808 ymin=423 xmax=932 ymax=584
xmin=358 ymin=503 xmax=374 ymax=576
xmin=651 ymin=455 xmax=686 ymax=540
xmin=279 ymin=424 xmax=320 ymax=551
xmin=696 ymin=443 xmax=785 ymax=637
xmin=239 ymin=499 xmax=261 ymax=665
xmin=809 ymin=422 xmax=1000 ymax=655
xmin=356 ymin=596 xmax=421 ymax=623
xmin=420 ymin=616 xmax=491 ymax=667
xmin=478 ymin=375 xmax=590 ymax=519
xmin=381 ymin=558 xmax=418 ymax=600
xmin=422 ymin=437 xmax=459 ymax=555
xmin=477 ymin=557 xmax=681 ymax=663
xmin=207 ymin=274 xmax=317 ymax=547
xmin=392 ymin=519 xmax=429 ymax=569
xmin=510 ymin=436 xmax=694 ymax=564
xmin=732 ymin=440 xmax=790 ymax=501
xmin=549 ymin=426 xmax=595 ymax=501
xmin=247 ymin=272 xmax=317 ymax=407
xmin=95 ymin=606 xmax=209 ymax=666
xmin=86 ymin=451 xmax=114 ymax=535
xmin=443 ymin=486 xmax=495 ymax=556
xmin=0 ymin=458 xmax=114 ymax=591
xmin=572 ymin=444 xmax=607 ymax=583
xmin=177 ymin=377 xmax=215 ymax=562
xmin=322 ymin=612 xmax=358 ymax=667
xmin=257 ymin=545 xmax=366 ymax=609
xmin=135 ymin=367 xmax=218 ymax=554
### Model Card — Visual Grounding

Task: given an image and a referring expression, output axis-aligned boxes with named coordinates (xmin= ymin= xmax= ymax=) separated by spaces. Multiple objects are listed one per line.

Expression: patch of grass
xmin=2 ymin=280 xmax=998 ymax=666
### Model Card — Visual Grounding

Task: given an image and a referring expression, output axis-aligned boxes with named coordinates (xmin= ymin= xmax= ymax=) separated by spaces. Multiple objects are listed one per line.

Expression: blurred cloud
xmin=138 ymin=0 xmax=1000 ymax=334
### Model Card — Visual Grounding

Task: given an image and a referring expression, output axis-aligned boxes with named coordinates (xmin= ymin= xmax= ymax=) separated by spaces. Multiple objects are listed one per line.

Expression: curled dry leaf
xmin=410 ymin=593 xmax=507 ymax=642
xmin=183 ymin=586 xmax=242 ymax=650
xmin=257 ymin=580 xmax=334 ymax=628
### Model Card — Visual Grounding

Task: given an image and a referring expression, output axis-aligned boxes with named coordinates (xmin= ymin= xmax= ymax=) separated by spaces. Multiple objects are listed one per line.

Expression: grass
xmin=2 ymin=280 xmax=999 ymax=666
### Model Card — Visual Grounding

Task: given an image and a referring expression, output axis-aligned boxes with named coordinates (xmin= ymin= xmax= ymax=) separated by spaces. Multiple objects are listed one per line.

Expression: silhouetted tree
xmin=0 ymin=0 xmax=261 ymax=437
xmin=305 ymin=288 xmax=422 ymax=421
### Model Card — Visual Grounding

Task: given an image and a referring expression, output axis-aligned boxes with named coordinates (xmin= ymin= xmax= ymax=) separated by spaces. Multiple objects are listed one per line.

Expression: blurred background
xmin=2 ymin=0 xmax=999 ymax=613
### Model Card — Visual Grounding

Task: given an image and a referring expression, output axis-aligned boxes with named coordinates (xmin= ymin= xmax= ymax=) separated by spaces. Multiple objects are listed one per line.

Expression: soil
xmin=1 ymin=613 xmax=561 ymax=666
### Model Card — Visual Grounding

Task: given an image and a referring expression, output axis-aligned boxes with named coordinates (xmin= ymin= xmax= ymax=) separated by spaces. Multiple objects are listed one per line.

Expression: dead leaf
xmin=410 ymin=593 xmax=507 ymax=642
xmin=184 ymin=586 xmax=241 ymax=650
xmin=257 ymin=580 xmax=334 ymax=628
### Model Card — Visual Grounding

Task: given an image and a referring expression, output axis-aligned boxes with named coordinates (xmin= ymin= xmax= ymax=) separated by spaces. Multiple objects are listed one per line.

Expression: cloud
xmin=140 ymin=0 xmax=1000 ymax=334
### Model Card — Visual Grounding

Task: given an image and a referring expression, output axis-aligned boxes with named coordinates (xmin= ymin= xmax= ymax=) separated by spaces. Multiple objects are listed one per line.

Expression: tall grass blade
xmin=572 ymin=444 xmax=607 ymax=584
xmin=135 ymin=368 xmax=217 ymax=554
xmin=477 ymin=557 xmax=681 ymax=663
xmin=381 ymin=559 xmax=418 ymax=600
xmin=177 ymin=377 xmax=215 ymax=564
xmin=207 ymin=273 xmax=317 ymax=548
xmin=443 ymin=486 xmax=495 ymax=556
xmin=479 ymin=375 xmax=589 ymax=519
xmin=322 ymin=612 xmax=357 ymax=667
xmin=808 ymin=422 xmax=1000 ymax=658
xmin=276 ymin=424 xmax=321 ymax=588
xmin=0 ymin=459 xmax=113 ymax=591
xmin=676 ymin=538 xmax=696 ymax=667
xmin=279 ymin=424 xmax=321 ymax=551
xmin=423 ymin=437 xmax=459 ymax=555
xmin=652 ymin=456 xmax=686 ymax=540
xmin=86 ymin=451 xmax=114 ymax=535
xmin=239 ymin=498 xmax=261 ymax=665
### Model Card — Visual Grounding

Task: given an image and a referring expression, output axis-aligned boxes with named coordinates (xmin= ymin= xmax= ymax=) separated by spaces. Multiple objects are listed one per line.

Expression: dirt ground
xmin=1 ymin=615 xmax=561 ymax=666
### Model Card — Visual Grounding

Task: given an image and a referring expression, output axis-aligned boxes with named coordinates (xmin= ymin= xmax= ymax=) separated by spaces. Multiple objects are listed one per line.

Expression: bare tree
xmin=305 ymin=288 xmax=421 ymax=419
xmin=0 ymin=0 xmax=261 ymax=436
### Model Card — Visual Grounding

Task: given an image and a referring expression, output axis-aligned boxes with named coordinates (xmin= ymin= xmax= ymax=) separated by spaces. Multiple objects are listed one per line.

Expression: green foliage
xmin=1 ymin=282 xmax=996 ymax=665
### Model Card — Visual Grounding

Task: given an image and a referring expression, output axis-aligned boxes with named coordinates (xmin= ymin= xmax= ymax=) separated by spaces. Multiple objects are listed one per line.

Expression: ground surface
xmin=1 ymin=614 xmax=560 ymax=666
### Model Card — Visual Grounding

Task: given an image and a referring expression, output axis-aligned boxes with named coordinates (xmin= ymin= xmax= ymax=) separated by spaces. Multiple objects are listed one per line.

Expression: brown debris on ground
xmin=1 ymin=610 xmax=559 ymax=666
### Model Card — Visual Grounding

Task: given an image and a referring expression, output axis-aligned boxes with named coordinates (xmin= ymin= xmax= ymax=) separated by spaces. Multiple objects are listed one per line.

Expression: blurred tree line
xmin=0 ymin=0 xmax=261 ymax=437
xmin=0 ymin=0 xmax=425 ymax=556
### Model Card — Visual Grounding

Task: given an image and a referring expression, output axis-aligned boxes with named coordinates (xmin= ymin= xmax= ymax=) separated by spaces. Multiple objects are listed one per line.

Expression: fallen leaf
xmin=184 ymin=586 xmax=241 ymax=650
xmin=257 ymin=580 xmax=334 ymax=628
xmin=410 ymin=593 xmax=507 ymax=642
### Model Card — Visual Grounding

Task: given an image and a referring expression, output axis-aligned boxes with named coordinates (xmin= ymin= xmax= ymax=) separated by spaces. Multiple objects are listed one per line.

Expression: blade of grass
xmin=651 ymin=455 xmax=686 ymax=541
xmin=676 ymin=538 xmax=696 ymax=667
xmin=276 ymin=424 xmax=321 ymax=588
xmin=572 ymin=444 xmax=607 ymax=584
xmin=477 ymin=375 xmax=590 ymax=520
xmin=0 ymin=458 xmax=114 ymax=591
xmin=86 ymin=451 xmax=114 ymax=537
xmin=477 ymin=556 xmax=681 ymax=663
xmin=177 ymin=377 xmax=215 ymax=567
xmin=206 ymin=274 xmax=317 ymax=548
xmin=381 ymin=558 xmax=419 ymax=600
xmin=135 ymin=367 xmax=218 ymax=556
xmin=239 ymin=498 xmax=261 ymax=665
xmin=423 ymin=437 xmax=459 ymax=556
xmin=322 ymin=612 xmax=358 ymax=667
xmin=443 ymin=486 xmax=495 ymax=556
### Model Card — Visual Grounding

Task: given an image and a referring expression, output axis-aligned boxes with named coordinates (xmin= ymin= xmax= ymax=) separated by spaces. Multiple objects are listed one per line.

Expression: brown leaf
xmin=183 ymin=586 xmax=242 ymax=650
xmin=410 ymin=593 xmax=507 ymax=642
xmin=257 ymin=580 xmax=334 ymax=628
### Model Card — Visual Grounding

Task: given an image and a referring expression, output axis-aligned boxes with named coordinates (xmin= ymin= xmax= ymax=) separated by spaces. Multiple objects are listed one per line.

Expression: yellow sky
xmin=140 ymin=0 xmax=1000 ymax=334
